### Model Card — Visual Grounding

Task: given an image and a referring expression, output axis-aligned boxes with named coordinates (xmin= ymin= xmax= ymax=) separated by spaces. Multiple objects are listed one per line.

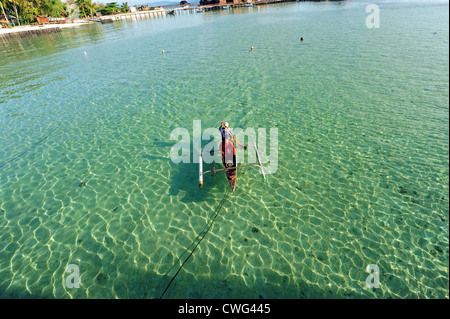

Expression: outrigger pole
xmin=253 ymin=143 xmax=266 ymax=182
xmin=198 ymin=144 xmax=266 ymax=188
xmin=199 ymin=155 xmax=203 ymax=188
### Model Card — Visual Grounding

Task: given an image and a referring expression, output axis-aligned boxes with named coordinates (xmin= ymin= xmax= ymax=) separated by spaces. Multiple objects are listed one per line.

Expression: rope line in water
xmin=0 ymin=122 xmax=62 ymax=169
xmin=160 ymin=187 xmax=230 ymax=299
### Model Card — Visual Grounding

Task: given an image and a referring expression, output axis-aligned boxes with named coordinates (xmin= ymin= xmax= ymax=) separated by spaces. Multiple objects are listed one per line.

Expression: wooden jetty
xmin=199 ymin=0 xmax=310 ymax=11
xmin=92 ymin=6 xmax=191 ymax=24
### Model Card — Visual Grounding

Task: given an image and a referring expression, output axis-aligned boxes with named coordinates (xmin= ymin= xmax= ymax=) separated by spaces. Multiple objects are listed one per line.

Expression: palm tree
xmin=76 ymin=0 xmax=96 ymax=18
xmin=0 ymin=0 xmax=10 ymax=25
xmin=75 ymin=0 xmax=86 ymax=17
xmin=86 ymin=0 xmax=98 ymax=17
xmin=121 ymin=2 xmax=127 ymax=13
xmin=22 ymin=0 xmax=40 ymax=23
xmin=8 ymin=0 xmax=21 ymax=25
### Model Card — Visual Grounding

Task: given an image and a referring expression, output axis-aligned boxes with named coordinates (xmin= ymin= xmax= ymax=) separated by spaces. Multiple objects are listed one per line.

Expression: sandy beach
xmin=0 ymin=20 xmax=93 ymax=36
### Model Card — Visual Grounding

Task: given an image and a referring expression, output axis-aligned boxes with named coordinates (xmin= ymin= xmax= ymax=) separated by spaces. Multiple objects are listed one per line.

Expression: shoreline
xmin=0 ymin=0 xmax=330 ymax=40
xmin=0 ymin=20 xmax=94 ymax=39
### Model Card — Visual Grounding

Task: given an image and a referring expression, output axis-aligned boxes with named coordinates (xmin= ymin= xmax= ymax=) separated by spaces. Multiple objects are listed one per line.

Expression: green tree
xmin=105 ymin=2 xmax=119 ymax=14
xmin=0 ymin=0 xmax=10 ymax=25
xmin=2 ymin=0 xmax=67 ymax=25
xmin=87 ymin=1 xmax=99 ymax=16
xmin=1 ymin=0 xmax=95 ymax=25
xmin=41 ymin=0 xmax=65 ymax=17
xmin=76 ymin=0 xmax=99 ymax=18
xmin=8 ymin=0 xmax=21 ymax=25
xmin=120 ymin=1 xmax=127 ymax=13
xmin=75 ymin=0 xmax=87 ymax=17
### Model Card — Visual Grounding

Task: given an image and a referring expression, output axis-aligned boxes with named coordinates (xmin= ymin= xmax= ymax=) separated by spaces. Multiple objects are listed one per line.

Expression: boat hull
xmin=222 ymin=141 xmax=237 ymax=192
xmin=225 ymin=165 xmax=237 ymax=192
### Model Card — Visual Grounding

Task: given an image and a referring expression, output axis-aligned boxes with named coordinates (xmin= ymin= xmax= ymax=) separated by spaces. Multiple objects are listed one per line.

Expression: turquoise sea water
xmin=0 ymin=0 xmax=448 ymax=299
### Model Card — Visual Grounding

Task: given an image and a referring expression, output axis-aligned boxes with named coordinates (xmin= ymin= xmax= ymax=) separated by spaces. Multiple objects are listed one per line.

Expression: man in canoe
xmin=219 ymin=122 xmax=247 ymax=161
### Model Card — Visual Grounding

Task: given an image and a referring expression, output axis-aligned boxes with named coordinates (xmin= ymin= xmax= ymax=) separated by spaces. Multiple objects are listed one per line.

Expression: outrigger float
xmin=199 ymin=143 xmax=266 ymax=192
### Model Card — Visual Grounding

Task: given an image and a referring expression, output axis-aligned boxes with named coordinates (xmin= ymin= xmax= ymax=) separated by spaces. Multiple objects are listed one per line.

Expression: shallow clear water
xmin=0 ymin=0 xmax=448 ymax=299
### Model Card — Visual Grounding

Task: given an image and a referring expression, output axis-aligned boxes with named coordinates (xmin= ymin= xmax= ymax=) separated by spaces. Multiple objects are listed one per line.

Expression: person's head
xmin=224 ymin=122 xmax=229 ymax=128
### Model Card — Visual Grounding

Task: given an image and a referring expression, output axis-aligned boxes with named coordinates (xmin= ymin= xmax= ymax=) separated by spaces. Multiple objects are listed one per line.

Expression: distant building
xmin=200 ymin=0 xmax=262 ymax=4
xmin=138 ymin=5 xmax=149 ymax=11
xmin=200 ymin=0 xmax=220 ymax=5
xmin=36 ymin=15 xmax=50 ymax=24
xmin=199 ymin=0 xmax=241 ymax=5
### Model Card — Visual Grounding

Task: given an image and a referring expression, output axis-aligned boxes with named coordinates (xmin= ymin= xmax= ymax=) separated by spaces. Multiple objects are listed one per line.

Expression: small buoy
xmin=250 ymin=46 xmax=254 ymax=51
xmin=162 ymin=50 xmax=165 ymax=54
xmin=84 ymin=51 xmax=87 ymax=55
